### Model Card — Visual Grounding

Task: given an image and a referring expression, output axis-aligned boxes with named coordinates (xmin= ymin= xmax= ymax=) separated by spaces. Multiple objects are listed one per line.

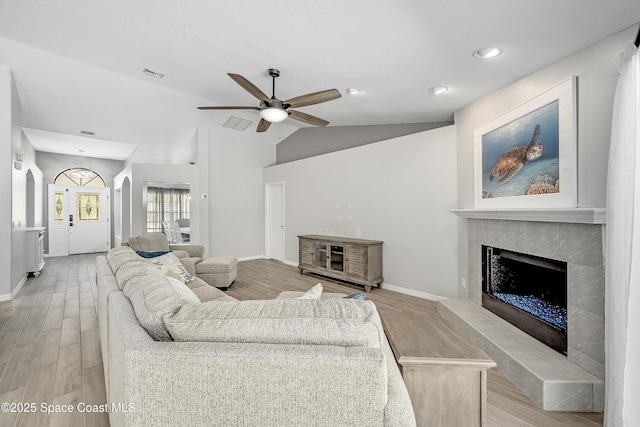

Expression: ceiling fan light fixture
xmin=346 ymin=87 xmax=361 ymax=95
xmin=473 ymin=47 xmax=503 ymax=59
xmin=260 ymin=107 xmax=288 ymax=123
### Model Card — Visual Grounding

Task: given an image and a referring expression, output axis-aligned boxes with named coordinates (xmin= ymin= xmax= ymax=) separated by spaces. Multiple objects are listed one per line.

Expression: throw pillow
xmin=136 ymin=250 xmax=170 ymax=258
xmin=127 ymin=233 xmax=171 ymax=253
xmin=343 ymin=293 xmax=366 ymax=301
xmin=296 ymin=283 xmax=323 ymax=299
xmin=148 ymin=252 xmax=195 ymax=284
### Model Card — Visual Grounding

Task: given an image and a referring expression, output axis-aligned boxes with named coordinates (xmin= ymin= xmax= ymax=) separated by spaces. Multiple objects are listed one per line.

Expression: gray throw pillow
xmin=127 ymin=233 xmax=170 ymax=253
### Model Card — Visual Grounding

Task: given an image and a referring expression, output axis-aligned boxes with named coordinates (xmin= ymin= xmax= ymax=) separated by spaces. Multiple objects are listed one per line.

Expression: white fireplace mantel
xmin=451 ymin=208 xmax=605 ymax=224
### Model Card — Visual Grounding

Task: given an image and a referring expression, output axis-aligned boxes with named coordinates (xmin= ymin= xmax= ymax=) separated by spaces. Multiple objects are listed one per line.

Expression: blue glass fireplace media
xmin=493 ymin=293 xmax=567 ymax=330
xmin=482 ymin=245 xmax=568 ymax=354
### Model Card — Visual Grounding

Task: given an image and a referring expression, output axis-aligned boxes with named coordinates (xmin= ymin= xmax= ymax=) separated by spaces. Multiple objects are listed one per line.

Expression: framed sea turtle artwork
xmin=474 ymin=76 xmax=577 ymax=209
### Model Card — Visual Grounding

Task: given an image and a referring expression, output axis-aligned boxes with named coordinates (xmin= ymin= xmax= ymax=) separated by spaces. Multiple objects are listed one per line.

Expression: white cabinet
xmin=26 ymin=227 xmax=45 ymax=276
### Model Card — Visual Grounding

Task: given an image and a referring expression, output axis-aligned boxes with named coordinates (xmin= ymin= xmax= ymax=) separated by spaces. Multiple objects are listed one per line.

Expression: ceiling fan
xmin=198 ymin=69 xmax=342 ymax=132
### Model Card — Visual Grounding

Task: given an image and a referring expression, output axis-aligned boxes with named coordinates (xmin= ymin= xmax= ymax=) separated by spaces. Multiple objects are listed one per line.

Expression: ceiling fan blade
xmin=256 ymin=118 xmax=272 ymax=132
xmin=284 ymin=89 xmax=342 ymax=108
xmin=288 ymin=110 xmax=330 ymax=127
xmin=228 ymin=73 xmax=271 ymax=103
xmin=197 ymin=106 xmax=259 ymax=110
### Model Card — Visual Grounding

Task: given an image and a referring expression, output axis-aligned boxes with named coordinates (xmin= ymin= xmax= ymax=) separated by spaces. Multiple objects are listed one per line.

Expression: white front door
xmin=48 ymin=185 xmax=111 ymax=255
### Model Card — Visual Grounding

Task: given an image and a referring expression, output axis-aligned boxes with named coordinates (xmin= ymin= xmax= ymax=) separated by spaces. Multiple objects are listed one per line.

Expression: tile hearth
xmin=454 ymin=216 xmax=606 ymax=412
xmin=437 ymin=298 xmax=604 ymax=412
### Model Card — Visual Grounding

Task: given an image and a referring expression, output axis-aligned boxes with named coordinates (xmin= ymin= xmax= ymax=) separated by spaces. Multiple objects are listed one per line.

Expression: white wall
xmin=263 ymin=125 xmax=458 ymax=299
xmin=206 ymin=127 xmax=277 ymax=258
xmin=113 ymin=159 xmax=133 ymax=247
xmin=453 ymin=24 xmax=637 ymax=299
xmin=0 ymin=67 xmax=44 ymax=299
xmin=9 ymin=70 xmax=25 ymax=294
xmin=0 ymin=65 xmax=14 ymax=299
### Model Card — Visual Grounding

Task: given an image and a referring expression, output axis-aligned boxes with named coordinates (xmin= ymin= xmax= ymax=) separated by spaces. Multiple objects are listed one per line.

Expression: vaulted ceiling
xmin=1 ymin=1 xmax=639 ymax=163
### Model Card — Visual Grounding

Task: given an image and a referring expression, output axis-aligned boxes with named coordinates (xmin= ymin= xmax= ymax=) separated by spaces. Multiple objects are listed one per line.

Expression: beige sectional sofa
xmin=96 ymin=245 xmax=415 ymax=426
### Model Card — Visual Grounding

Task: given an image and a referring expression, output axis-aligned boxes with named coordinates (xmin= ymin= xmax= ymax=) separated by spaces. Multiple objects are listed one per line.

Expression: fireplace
xmin=482 ymin=245 xmax=567 ymax=354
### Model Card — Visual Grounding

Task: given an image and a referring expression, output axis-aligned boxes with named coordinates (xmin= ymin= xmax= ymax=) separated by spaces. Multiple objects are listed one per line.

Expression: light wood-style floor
xmin=0 ymin=255 xmax=603 ymax=426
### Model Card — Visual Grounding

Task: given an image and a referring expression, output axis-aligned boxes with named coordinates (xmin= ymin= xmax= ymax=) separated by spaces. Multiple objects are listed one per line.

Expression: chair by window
xmin=163 ymin=221 xmax=183 ymax=244
xmin=175 ymin=218 xmax=190 ymax=242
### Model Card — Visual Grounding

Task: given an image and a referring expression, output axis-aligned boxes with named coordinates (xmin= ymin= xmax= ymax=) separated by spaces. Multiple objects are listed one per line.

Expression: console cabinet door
xmin=299 ymin=237 xmax=314 ymax=268
xmin=345 ymin=244 xmax=367 ymax=280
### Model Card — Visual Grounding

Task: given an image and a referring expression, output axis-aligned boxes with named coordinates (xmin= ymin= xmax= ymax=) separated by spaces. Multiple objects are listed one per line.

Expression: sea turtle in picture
xmin=489 ymin=124 xmax=543 ymax=185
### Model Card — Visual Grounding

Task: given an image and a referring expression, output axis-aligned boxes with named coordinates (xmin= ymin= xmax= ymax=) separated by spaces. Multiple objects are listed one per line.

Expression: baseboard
xmin=0 ymin=275 xmax=28 ymax=301
xmin=238 ymin=255 xmax=265 ymax=262
xmin=281 ymin=258 xmax=443 ymax=301
xmin=250 ymin=256 xmax=298 ymax=267
xmin=380 ymin=282 xmax=443 ymax=301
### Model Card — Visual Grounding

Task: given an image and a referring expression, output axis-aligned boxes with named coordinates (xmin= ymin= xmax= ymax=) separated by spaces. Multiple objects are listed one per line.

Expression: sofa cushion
xmin=185 ymin=277 xmax=235 ymax=302
xmin=163 ymin=299 xmax=384 ymax=348
xmin=128 ymin=233 xmax=170 ymax=253
xmin=170 ymin=249 xmax=190 ymax=259
xmin=147 ymin=252 xmax=195 ymax=284
xmin=190 ymin=286 xmax=237 ymax=302
xmin=114 ymin=260 xmax=159 ymax=291
xmin=106 ymin=245 xmax=143 ymax=271
xmin=123 ymin=273 xmax=200 ymax=341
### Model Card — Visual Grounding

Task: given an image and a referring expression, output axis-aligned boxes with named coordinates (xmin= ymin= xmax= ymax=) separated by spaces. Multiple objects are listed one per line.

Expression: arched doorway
xmin=48 ymin=167 xmax=111 ymax=256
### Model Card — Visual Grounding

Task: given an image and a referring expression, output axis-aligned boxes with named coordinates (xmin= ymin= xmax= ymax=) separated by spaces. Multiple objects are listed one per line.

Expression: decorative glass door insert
xmin=54 ymin=192 xmax=65 ymax=222
xmin=77 ymin=193 xmax=100 ymax=221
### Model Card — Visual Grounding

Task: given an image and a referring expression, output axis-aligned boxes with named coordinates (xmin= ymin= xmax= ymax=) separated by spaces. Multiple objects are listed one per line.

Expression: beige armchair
xmin=125 ymin=233 xmax=204 ymax=277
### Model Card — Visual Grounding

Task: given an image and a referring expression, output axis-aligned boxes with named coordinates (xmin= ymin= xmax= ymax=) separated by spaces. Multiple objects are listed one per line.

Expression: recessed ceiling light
xmin=473 ymin=47 xmax=503 ymax=59
xmin=430 ymin=86 xmax=449 ymax=95
xmin=346 ymin=88 xmax=361 ymax=95
xmin=143 ymin=68 xmax=165 ymax=78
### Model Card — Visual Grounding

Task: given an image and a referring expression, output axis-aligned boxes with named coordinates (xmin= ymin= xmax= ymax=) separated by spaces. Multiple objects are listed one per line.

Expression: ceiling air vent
xmin=223 ymin=116 xmax=253 ymax=131
xmin=143 ymin=68 xmax=164 ymax=78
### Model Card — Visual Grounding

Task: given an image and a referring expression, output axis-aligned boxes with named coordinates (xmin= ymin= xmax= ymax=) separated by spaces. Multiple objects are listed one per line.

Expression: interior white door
xmin=68 ymin=187 xmax=111 ymax=254
xmin=265 ymin=182 xmax=284 ymax=261
xmin=47 ymin=184 xmax=70 ymax=257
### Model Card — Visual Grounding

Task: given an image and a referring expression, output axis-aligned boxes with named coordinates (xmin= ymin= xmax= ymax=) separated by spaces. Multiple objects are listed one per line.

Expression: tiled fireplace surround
xmin=438 ymin=217 xmax=604 ymax=412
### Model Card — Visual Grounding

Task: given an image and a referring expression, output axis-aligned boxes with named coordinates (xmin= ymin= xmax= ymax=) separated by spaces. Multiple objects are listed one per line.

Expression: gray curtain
xmin=146 ymin=187 xmax=190 ymax=233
